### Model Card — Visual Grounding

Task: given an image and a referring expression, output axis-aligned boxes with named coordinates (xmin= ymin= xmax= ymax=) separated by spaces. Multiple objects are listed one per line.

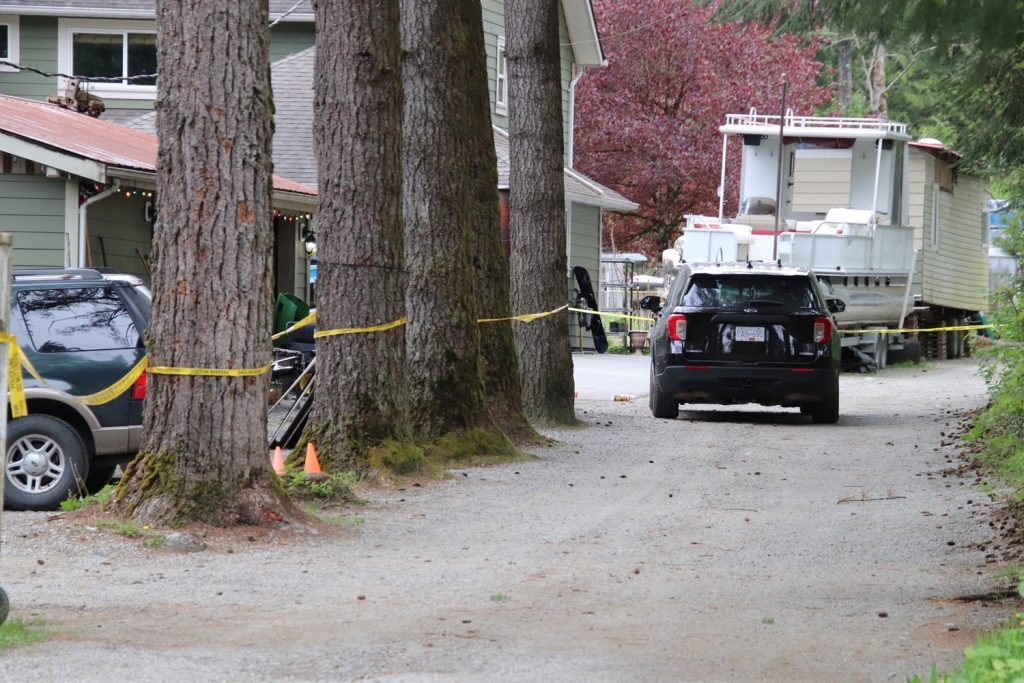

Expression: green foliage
xmin=59 ymin=484 xmax=116 ymax=512
xmin=0 ymin=619 xmax=48 ymax=651
xmin=95 ymin=519 xmax=143 ymax=537
xmin=909 ymin=615 xmax=1024 ymax=682
xmin=144 ymin=535 xmax=166 ymax=549
xmin=967 ymin=211 xmax=1024 ymax=485
xmin=283 ymin=470 xmax=360 ymax=501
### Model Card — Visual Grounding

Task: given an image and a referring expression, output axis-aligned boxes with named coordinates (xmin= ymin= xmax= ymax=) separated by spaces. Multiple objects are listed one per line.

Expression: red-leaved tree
xmin=575 ymin=0 xmax=831 ymax=255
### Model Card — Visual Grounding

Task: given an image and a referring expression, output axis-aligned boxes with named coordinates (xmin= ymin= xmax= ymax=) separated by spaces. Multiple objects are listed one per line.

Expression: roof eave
xmin=561 ymin=0 xmax=604 ymax=66
xmin=566 ymin=191 xmax=638 ymax=212
xmin=0 ymin=130 xmax=107 ymax=182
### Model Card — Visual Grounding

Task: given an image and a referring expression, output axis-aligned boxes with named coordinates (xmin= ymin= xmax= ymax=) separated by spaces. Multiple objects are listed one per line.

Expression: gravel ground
xmin=0 ymin=357 xmax=1010 ymax=682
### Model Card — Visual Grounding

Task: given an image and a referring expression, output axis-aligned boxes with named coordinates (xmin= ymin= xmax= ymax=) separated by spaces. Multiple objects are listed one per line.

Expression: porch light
xmin=303 ymin=229 xmax=317 ymax=256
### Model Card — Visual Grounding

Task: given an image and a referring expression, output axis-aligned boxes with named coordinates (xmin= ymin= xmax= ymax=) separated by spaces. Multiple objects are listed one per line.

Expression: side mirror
xmin=826 ymin=298 xmax=846 ymax=314
xmin=639 ymin=295 xmax=662 ymax=314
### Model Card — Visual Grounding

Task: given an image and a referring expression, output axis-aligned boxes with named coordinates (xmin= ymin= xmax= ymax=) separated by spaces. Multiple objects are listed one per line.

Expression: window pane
xmin=19 ymin=288 xmax=141 ymax=352
xmin=682 ymin=275 xmax=818 ymax=309
xmin=73 ymin=32 xmax=123 ymax=80
xmin=127 ymin=32 xmax=156 ymax=86
xmin=0 ymin=25 xmax=9 ymax=60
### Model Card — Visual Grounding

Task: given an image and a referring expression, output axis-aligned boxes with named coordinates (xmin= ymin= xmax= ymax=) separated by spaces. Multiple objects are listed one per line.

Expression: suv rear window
xmin=19 ymin=287 xmax=142 ymax=352
xmin=681 ymin=274 xmax=819 ymax=309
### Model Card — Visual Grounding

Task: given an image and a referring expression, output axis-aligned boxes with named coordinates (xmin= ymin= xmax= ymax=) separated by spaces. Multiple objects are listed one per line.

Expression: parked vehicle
xmin=642 ymin=262 xmax=843 ymax=423
xmin=664 ymin=111 xmax=988 ymax=368
xmin=3 ymin=268 xmax=150 ymax=511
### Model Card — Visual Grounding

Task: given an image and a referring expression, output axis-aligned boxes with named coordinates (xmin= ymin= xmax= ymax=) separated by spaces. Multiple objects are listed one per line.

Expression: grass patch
xmin=282 ymin=470 xmax=362 ymax=502
xmin=909 ymin=614 xmax=1024 ymax=682
xmin=314 ymin=512 xmax=365 ymax=526
xmin=59 ymin=484 xmax=116 ymax=512
xmin=95 ymin=519 xmax=143 ymax=537
xmin=144 ymin=535 xmax=166 ymax=549
xmin=490 ymin=593 xmax=511 ymax=602
xmin=0 ymin=618 xmax=48 ymax=651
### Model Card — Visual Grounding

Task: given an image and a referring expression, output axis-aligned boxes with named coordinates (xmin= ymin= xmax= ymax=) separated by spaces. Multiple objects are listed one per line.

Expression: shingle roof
xmin=0 ymin=1 xmax=313 ymax=20
xmin=259 ymin=47 xmax=636 ymax=210
xmin=492 ymin=127 xmax=635 ymax=210
xmin=130 ymin=46 xmax=316 ymax=187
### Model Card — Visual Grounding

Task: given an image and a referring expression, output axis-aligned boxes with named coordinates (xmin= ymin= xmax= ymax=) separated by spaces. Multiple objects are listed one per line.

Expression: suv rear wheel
xmin=4 ymin=415 xmax=89 ymax=511
xmin=810 ymin=388 xmax=840 ymax=424
xmin=649 ymin=366 xmax=679 ymax=419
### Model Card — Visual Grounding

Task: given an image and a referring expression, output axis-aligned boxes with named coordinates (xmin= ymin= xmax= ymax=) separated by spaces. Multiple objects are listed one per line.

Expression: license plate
xmin=735 ymin=326 xmax=765 ymax=343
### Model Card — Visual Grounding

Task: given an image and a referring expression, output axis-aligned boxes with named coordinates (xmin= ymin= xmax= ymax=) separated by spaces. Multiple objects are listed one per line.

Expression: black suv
xmin=642 ymin=262 xmax=844 ymax=423
xmin=4 ymin=269 xmax=150 ymax=510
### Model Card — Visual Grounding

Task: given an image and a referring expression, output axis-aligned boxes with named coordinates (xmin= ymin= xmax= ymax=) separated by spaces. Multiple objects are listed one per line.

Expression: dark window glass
xmin=127 ymin=32 xmax=156 ymax=85
xmin=19 ymin=288 xmax=141 ymax=352
xmin=0 ymin=25 xmax=9 ymax=60
xmin=72 ymin=32 xmax=122 ymax=79
xmin=682 ymin=275 xmax=818 ymax=309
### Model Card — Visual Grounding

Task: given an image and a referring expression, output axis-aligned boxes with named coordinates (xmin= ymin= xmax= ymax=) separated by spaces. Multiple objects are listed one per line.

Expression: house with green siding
xmin=0 ymin=93 xmax=316 ymax=278
xmin=0 ymin=0 xmax=637 ymax=349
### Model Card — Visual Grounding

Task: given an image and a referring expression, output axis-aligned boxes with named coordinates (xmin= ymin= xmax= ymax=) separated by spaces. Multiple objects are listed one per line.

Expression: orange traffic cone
xmin=304 ymin=443 xmax=322 ymax=474
xmin=271 ymin=446 xmax=286 ymax=476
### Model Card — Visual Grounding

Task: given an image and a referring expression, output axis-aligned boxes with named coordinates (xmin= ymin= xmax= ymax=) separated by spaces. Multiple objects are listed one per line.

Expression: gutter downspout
xmin=567 ymin=64 xmax=588 ymax=168
xmin=78 ymin=182 xmax=119 ymax=268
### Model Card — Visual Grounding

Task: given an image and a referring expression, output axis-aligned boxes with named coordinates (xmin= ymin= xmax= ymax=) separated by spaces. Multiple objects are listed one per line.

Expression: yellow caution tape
xmin=148 ymin=363 xmax=272 ymax=377
xmin=271 ymin=312 xmax=317 ymax=341
xmin=479 ymin=304 xmax=569 ymax=324
xmin=567 ymin=307 xmax=654 ymax=324
xmin=314 ymin=317 xmax=407 ymax=339
xmin=841 ymin=324 xmax=996 ymax=335
xmin=0 ymin=333 xmax=26 ymax=418
xmin=76 ymin=356 xmax=149 ymax=405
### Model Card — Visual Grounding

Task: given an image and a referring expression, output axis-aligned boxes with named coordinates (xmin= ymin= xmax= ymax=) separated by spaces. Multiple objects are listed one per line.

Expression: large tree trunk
xmin=464 ymin=20 xmax=530 ymax=436
xmin=837 ymin=38 xmax=855 ymax=115
xmin=399 ymin=0 xmax=487 ymax=438
xmin=300 ymin=0 xmax=411 ymax=469
xmin=115 ymin=0 xmax=284 ymax=525
xmin=870 ymin=42 xmax=888 ymax=118
xmin=507 ymin=0 xmax=576 ymax=425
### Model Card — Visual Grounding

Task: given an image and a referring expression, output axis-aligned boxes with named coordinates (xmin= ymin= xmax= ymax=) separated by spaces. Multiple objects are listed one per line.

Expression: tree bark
xmin=507 ymin=0 xmax=576 ymax=425
xmin=399 ymin=0 xmax=487 ymax=438
xmin=301 ymin=0 xmax=411 ymax=468
xmin=837 ymin=38 xmax=854 ymax=115
xmin=870 ymin=42 xmax=888 ymax=118
xmin=115 ymin=0 xmax=285 ymax=525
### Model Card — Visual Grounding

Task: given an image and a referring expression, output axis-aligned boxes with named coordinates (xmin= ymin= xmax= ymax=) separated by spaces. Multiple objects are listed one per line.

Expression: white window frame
xmin=495 ymin=35 xmax=508 ymax=114
xmin=57 ymin=18 xmax=157 ymax=100
xmin=930 ymin=183 xmax=940 ymax=252
xmin=0 ymin=15 xmax=20 ymax=73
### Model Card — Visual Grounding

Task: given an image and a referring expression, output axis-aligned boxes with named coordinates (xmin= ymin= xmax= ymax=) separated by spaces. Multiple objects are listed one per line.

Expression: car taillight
xmin=667 ymin=313 xmax=687 ymax=341
xmin=814 ymin=317 xmax=832 ymax=344
xmin=131 ymin=371 xmax=148 ymax=401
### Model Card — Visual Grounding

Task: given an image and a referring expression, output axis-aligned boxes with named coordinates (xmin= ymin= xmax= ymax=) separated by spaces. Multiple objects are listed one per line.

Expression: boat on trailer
xmin=664 ymin=110 xmax=925 ymax=368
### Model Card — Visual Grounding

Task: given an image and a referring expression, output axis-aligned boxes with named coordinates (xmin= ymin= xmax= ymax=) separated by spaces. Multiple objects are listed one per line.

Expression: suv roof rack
xmin=13 ymin=268 xmax=106 ymax=281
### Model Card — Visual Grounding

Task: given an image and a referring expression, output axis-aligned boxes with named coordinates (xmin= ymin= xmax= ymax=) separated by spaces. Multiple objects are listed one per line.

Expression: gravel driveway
xmin=0 ymin=357 xmax=1007 ymax=682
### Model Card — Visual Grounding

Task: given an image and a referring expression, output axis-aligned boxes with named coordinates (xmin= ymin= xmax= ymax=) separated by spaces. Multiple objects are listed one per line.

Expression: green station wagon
xmin=4 ymin=268 xmax=150 ymax=511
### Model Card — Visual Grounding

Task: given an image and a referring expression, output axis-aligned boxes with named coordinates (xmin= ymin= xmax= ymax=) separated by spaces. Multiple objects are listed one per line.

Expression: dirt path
xmin=0 ymin=358 xmax=1009 ymax=682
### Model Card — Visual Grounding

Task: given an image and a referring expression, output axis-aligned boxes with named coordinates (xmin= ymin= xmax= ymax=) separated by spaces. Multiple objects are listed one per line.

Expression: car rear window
xmin=681 ymin=274 xmax=819 ymax=309
xmin=18 ymin=287 xmax=142 ymax=352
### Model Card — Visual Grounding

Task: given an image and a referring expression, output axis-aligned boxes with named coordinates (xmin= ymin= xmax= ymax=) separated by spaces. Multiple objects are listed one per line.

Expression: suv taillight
xmin=814 ymin=317 xmax=832 ymax=344
xmin=667 ymin=313 xmax=687 ymax=341
xmin=131 ymin=371 xmax=148 ymax=401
